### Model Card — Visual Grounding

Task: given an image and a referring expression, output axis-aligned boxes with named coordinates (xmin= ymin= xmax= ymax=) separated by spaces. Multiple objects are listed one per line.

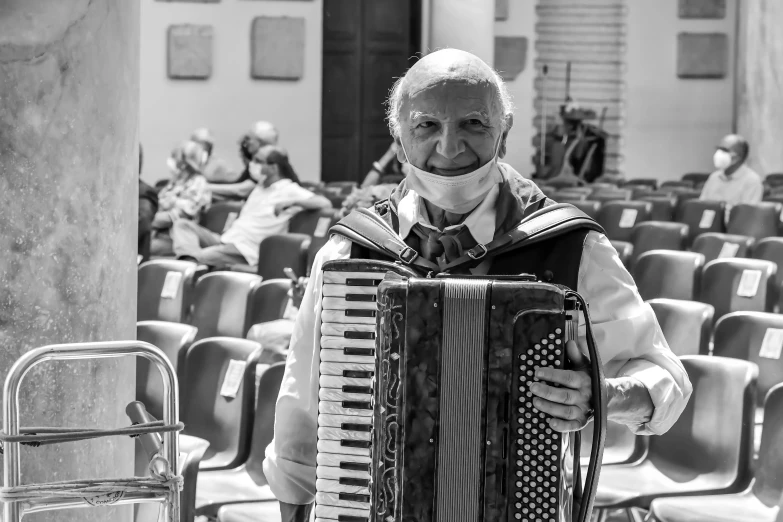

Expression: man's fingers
xmin=529 ymin=382 xmax=581 ymax=406
xmin=548 ymin=418 xmax=587 ymax=433
xmin=534 ymin=367 xmax=589 ymax=390
xmin=531 ymin=397 xmax=586 ymax=423
xmin=565 ymin=339 xmax=589 ymax=368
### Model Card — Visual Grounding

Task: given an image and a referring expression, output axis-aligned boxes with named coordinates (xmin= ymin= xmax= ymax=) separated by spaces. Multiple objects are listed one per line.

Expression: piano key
xmin=321 ymin=323 xmax=375 ymax=338
xmin=316 ymin=452 xmax=371 ymax=467
xmin=321 ymin=310 xmax=376 ymax=325
xmin=319 ymin=375 xmax=373 ymax=389
xmin=318 ymin=426 xmax=371 ymax=442
xmin=316 ymin=464 xmax=371 ymax=481
xmin=319 ymin=401 xmax=373 ymax=417
xmin=321 ymin=297 xmax=377 ymax=311
xmin=319 ymin=350 xmax=375 ymax=365
xmin=318 ymin=439 xmax=370 ymax=457
xmin=314 ymin=503 xmax=370 ymax=520
xmin=323 ymin=272 xmax=383 ymax=285
xmin=322 ymin=283 xmax=377 ymax=297
xmin=318 ymin=414 xmax=372 ymax=429
xmin=321 ymin=336 xmax=375 ymax=350
xmin=319 ymin=388 xmax=373 ymax=403
xmin=316 ymin=478 xmax=369 ymax=496
xmin=319 ymin=362 xmax=375 ymax=376
xmin=316 ymin=492 xmax=370 ymax=510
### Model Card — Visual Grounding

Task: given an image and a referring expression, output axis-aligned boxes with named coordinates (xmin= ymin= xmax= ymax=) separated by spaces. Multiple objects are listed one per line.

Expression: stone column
xmin=736 ymin=0 xmax=783 ymax=175
xmin=0 ymin=1 xmax=139 ymax=521
xmin=429 ymin=0 xmax=495 ymax=66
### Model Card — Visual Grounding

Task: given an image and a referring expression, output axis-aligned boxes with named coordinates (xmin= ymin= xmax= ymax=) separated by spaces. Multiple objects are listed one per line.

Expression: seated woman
xmin=169 ymin=145 xmax=332 ymax=268
xmin=150 ymin=140 xmax=212 ymax=257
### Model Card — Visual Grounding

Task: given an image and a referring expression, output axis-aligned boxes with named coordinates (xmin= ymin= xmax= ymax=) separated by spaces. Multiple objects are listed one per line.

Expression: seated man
xmin=138 ymin=144 xmax=158 ymax=263
xmin=171 ymin=145 xmax=331 ymax=268
xmin=700 ymin=134 xmax=763 ymax=218
xmin=150 ymin=140 xmax=212 ymax=256
xmin=263 ymin=49 xmax=693 ymax=521
xmin=207 ymin=121 xmax=279 ymax=201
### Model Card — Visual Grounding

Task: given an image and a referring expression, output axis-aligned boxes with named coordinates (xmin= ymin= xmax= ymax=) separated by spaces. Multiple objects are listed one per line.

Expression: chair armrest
xmin=229 ymin=264 xmax=259 ymax=275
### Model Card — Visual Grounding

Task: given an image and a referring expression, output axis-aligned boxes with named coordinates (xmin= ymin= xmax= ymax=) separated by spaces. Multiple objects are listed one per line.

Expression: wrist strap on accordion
xmin=330 ymin=203 xmax=605 ymax=274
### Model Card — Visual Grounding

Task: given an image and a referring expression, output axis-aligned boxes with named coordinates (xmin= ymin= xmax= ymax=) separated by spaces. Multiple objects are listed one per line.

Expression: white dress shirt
xmin=263 ymin=180 xmax=693 ymax=505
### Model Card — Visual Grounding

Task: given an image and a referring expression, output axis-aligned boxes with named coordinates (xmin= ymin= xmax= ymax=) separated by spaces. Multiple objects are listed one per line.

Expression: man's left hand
xmin=529 ymin=340 xmax=594 ymax=432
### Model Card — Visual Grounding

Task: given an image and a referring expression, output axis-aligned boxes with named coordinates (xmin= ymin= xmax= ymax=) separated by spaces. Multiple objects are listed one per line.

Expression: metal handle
xmin=3 ymin=341 xmax=180 ymax=521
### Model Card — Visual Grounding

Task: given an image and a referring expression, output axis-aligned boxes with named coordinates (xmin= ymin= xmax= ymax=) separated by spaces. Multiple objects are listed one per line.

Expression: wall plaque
xmin=677 ymin=32 xmax=728 ymax=79
xmin=251 ymin=16 xmax=306 ymax=80
xmin=167 ymin=24 xmax=213 ymax=80
xmin=678 ymin=0 xmax=726 ymax=19
xmin=494 ymin=37 xmax=528 ymax=81
xmin=496 ymin=0 xmax=509 ymax=20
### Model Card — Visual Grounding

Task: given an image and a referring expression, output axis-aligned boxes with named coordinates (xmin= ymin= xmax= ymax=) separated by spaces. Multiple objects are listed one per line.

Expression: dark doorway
xmin=321 ymin=0 xmax=421 ymax=183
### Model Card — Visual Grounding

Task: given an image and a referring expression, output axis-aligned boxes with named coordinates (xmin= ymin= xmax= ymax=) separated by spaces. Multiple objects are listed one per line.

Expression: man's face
xmin=717 ymin=135 xmax=742 ymax=165
xmin=395 ymin=80 xmax=509 ymax=177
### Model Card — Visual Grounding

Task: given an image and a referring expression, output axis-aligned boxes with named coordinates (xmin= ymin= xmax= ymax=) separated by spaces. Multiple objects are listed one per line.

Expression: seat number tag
xmin=760 ymin=328 xmax=783 ymax=360
xmin=699 ymin=210 xmax=716 ymax=229
xmin=736 ymin=269 xmax=762 ymax=298
xmin=220 ymin=359 xmax=247 ymax=399
xmin=161 ymin=271 xmax=183 ymax=299
xmin=618 ymin=209 xmax=638 ymax=228
xmin=718 ymin=242 xmax=740 ymax=259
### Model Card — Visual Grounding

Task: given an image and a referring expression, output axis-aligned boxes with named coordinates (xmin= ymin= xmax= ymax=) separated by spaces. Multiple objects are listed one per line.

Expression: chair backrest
xmin=610 ymin=240 xmax=633 ymax=268
xmin=190 ymin=271 xmax=263 ymax=340
xmin=766 ymin=173 xmax=783 ymax=187
xmin=675 ymin=199 xmax=726 ymax=246
xmin=647 ymin=298 xmax=714 ymax=356
xmin=637 ymin=195 xmax=676 ymax=222
xmin=713 ymin=312 xmax=783 ymax=409
xmin=596 ymin=200 xmax=652 ymax=241
xmin=660 ymin=180 xmax=694 ymax=190
xmin=181 ymin=337 xmax=262 ymax=470
xmin=563 ymin=200 xmax=601 ymax=220
xmin=753 ymin=384 xmax=783 ymax=506
xmin=752 ymin=237 xmax=783 ymax=289
xmin=692 ymin=232 xmax=754 ymax=264
xmin=289 ymin=208 xmax=338 ymax=236
xmin=622 ymin=178 xmax=658 ymax=189
xmin=554 ymin=191 xmax=587 ymax=201
xmin=256 ymin=233 xmax=311 ymax=280
xmin=633 ymin=250 xmax=704 ymax=301
xmin=245 ymin=362 xmax=286 ymax=482
xmin=648 ymin=356 xmax=757 ymax=487
xmin=630 ymin=221 xmax=688 ymax=266
xmin=305 ymin=209 xmax=341 ymax=275
xmin=727 ymin=202 xmax=782 ymax=240
xmin=699 ymin=259 xmax=777 ymax=322
xmin=591 ymin=189 xmax=633 ymax=204
xmin=136 ymin=321 xmax=198 ymax=420
xmin=682 ymin=172 xmax=711 ymax=185
xmin=201 ymin=201 xmax=244 ymax=234
xmin=138 ymin=259 xmax=198 ymax=322
xmin=246 ymin=278 xmax=291 ymax=326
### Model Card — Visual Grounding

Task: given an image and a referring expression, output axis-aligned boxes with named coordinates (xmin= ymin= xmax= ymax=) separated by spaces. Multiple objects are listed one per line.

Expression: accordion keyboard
xmin=315 ymin=270 xmax=381 ymax=522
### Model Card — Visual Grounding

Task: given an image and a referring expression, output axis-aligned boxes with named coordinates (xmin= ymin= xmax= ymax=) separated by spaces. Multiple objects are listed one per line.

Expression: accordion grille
xmin=436 ymin=279 xmax=489 ymax=522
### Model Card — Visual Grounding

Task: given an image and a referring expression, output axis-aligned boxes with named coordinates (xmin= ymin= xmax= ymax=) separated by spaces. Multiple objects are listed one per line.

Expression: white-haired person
xmin=263 ymin=49 xmax=692 ymax=522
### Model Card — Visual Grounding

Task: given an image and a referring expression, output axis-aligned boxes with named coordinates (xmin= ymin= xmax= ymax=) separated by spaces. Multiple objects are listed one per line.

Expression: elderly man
xmin=207 ymin=121 xmax=280 ymax=201
xmin=263 ymin=49 xmax=692 ymax=521
xmin=700 ymin=134 xmax=763 ymax=218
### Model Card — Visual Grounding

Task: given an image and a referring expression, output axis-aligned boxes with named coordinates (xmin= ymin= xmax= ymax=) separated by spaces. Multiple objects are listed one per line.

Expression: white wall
xmin=495 ymin=0 xmax=537 ymax=177
xmin=140 ymin=0 xmax=323 ymax=184
xmin=624 ymin=0 xmax=737 ymax=181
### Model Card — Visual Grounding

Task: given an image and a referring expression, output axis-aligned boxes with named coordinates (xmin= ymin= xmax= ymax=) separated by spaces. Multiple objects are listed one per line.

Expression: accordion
xmin=315 ymin=259 xmax=605 ymax=522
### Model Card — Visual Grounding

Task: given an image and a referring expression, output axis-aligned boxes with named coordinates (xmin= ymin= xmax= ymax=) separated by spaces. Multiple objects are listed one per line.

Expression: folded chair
xmin=647 ymin=298 xmax=714 ymax=356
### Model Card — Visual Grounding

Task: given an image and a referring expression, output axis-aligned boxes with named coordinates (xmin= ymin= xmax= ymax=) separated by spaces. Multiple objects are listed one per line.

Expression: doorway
xmin=321 ymin=0 xmax=421 ymax=183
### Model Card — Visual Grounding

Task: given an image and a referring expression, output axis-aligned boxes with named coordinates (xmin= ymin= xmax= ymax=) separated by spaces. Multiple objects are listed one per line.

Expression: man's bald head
xmin=386 ymin=49 xmax=513 ymax=139
xmin=251 ymin=121 xmax=279 ymax=146
xmin=719 ymin=134 xmax=750 ymax=163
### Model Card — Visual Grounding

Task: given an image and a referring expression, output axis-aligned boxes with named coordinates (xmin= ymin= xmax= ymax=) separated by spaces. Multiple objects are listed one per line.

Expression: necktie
xmin=408 ymin=223 xmax=479 ymax=267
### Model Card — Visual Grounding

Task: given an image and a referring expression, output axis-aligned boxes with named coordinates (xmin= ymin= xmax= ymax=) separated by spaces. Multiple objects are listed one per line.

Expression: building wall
xmin=624 ymin=0 xmax=737 ymax=182
xmin=139 ymin=0 xmax=323 ymax=184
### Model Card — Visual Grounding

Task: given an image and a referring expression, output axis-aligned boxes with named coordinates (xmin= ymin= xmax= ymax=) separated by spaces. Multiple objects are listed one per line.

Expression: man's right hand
xmin=279 ymin=501 xmax=313 ymax=522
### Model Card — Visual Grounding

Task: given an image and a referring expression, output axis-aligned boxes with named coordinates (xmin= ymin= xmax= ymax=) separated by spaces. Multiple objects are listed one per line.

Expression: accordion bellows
xmin=315 ymin=259 xmax=596 ymax=522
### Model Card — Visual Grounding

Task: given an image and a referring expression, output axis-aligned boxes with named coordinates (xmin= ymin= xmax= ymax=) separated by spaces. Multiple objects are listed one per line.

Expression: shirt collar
xmin=397 ymin=184 xmax=499 ymax=246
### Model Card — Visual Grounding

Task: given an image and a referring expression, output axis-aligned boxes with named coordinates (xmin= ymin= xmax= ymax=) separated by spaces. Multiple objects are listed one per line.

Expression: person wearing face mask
xmin=169 ymin=145 xmax=331 ymax=268
xmin=700 ymin=134 xmax=763 ymax=219
xmin=149 ymin=140 xmax=212 ymax=257
xmin=263 ymin=49 xmax=691 ymax=522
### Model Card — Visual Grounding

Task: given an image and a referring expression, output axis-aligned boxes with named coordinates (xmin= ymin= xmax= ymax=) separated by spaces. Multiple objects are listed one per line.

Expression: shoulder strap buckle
xmin=466 ymin=244 xmax=488 ymax=260
xmin=398 ymin=246 xmax=419 ymax=265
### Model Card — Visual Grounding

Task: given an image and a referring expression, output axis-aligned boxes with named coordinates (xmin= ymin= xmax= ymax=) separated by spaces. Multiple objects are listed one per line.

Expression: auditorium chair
xmin=541 ymin=178 xmax=582 ymax=189
xmin=646 ymin=383 xmax=783 ymax=522
xmin=692 ymin=232 xmax=754 ymax=264
xmin=229 ymin=233 xmax=311 ymax=280
xmin=622 ymin=178 xmax=658 ymax=190
xmin=289 ymin=207 xmax=340 ymax=237
xmin=610 ymin=240 xmax=633 ymax=267
xmin=556 ymin=186 xmax=593 ymax=197
xmin=180 ymin=337 xmax=262 ymax=471
xmin=633 ymin=251 xmax=705 ymax=301
xmin=764 ymin=194 xmax=783 ymax=206
xmin=202 ymin=201 xmax=244 ymax=234
xmin=138 ymin=259 xmax=198 ymax=323
xmin=647 ymin=298 xmax=713 ymax=355
xmin=752 ymin=237 xmax=783 ymax=310
xmin=596 ymin=200 xmax=652 ymax=242
xmin=682 ymin=172 xmax=711 ymax=185
xmin=195 ymin=362 xmax=285 ymax=518
xmin=660 ymin=180 xmax=693 ymax=190
xmin=591 ymin=188 xmax=633 ymax=204
xmin=217 ymin=501 xmax=279 ymax=522
xmin=698 ymin=258 xmax=776 ymax=322
xmin=637 ymin=195 xmax=676 ymax=222
xmin=675 ymin=200 xmax=726 ymax=246
xmin=766 ymin=173 xmax=783 ymax=188
xmin=728 ymin=202 xmax=783 ymax=240
xmin=136 ymin=320 xmax=198 ymax=420
xmin=246 ymin=278 xmax=291 ymax=326
xmin=590 ymin=356 xmax=758 ymax=519
xmin=713 ymin=312 xmax=783 ymax=422
xmin=629 ymin=222 xmax=688 ymax=266
xmin=189 ymin=272 xmax=264 ymax=341
xmin=562 ymin=200 xmax=601 ymax=220
xmin=580 ymin=421 xmax=646 ymax=468
xmin=553 ymin=190 xmax=587 ymax=201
